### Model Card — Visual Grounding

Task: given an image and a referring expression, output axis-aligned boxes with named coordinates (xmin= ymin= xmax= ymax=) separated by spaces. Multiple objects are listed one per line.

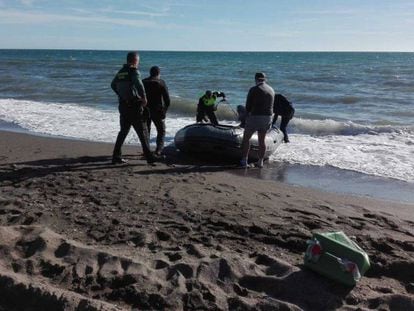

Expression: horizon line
xmin=0 ymin=48 xmax=413 ymax=53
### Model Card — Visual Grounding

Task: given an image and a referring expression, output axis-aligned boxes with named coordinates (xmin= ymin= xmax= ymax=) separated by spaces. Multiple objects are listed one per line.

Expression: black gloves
xmin=213 ymin=91 xmax=226 ymax=98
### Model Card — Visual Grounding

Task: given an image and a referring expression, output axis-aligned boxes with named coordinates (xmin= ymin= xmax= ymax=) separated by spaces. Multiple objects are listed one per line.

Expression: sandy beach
xmin=0 ymin=130 xmax=413 ymax=310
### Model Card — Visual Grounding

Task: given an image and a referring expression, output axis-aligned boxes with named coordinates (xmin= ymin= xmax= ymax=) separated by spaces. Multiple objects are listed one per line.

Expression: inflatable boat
xmin=174 ymin=123 xmax=284 ymax=161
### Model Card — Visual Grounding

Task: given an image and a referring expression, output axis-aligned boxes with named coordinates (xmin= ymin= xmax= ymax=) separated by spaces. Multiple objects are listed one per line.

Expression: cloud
xmin=98 ymin=8 xmax=169 ymax=18
xmin=94 ymin=1 xmax=179 ymax=19
xmin=300 ymin=9 xmax=358 ymax=16
xmin=0 ymin=9 xmax=161 ymax=28
xmin=19 ymin=0 xmax=35 ymax=6
xmin=206 ymin=18 xmax=301 ymax=39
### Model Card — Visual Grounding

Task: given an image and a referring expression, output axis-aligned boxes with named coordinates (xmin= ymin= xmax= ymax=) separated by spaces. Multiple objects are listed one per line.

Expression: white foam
xmin=271 ymin=133 xmax=414 ymax=182
xmin=273 ymin=118 xmax=414 ymax=182
xmin=290 ymin=118 xmax=410 ymax=136
xmin=0 ymin=99 xmax=192 ymax=145
xmin=1 ymin=98 xmax=413 ymax=182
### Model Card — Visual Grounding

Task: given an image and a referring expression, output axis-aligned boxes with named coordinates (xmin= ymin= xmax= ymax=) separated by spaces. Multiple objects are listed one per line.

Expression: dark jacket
xmin=111 ymin=65 xmax=146 ymax=104
xmin=245 ymin=82 xmax=275 ymax=116
xmin=273 ymin=94 xmax=295 ymax=117
xmin=142 ymin=77 xmax=170 ymax=112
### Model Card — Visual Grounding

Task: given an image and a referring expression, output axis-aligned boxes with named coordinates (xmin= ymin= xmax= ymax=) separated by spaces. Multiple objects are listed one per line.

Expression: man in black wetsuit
xmin=111 ymin=51 xmax=155 ymax=165
xmin=272 ymin=94 xmax=295 ymax=143
xmin=196 ymin=90 xmax=225 ymax=125
xmin=142 ymin=66 xmax=170 ymax=155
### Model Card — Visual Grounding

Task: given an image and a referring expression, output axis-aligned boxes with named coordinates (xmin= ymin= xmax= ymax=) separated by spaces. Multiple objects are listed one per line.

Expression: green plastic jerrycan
xmin=304 ymin=231 xmax=370 ymax=286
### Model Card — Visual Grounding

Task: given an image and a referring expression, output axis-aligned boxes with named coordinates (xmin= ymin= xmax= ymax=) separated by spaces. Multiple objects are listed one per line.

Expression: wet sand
xmin=0 ymin=130 xmax=413 ymax=310
xmin=233 ymin=163 xmax=414 ymax=207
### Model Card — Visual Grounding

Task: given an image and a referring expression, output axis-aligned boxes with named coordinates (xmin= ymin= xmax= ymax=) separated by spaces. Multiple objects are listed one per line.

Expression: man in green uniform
xmin=196 ymin=90 xmax=225 ymax=125
xmin=111 ymin=51 xmax=155 ymax=165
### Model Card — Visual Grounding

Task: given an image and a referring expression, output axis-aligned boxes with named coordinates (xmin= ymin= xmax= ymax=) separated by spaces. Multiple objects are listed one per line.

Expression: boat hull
xmin=174 ymin=123 xmax=284 ymax=161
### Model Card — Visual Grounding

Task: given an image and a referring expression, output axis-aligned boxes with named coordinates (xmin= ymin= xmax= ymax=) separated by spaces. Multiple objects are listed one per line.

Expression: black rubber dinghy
xmin=174 ymin=123 xmax=284 ymax=161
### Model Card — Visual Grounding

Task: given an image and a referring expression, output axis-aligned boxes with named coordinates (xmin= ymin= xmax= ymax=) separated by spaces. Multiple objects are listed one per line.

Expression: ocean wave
xmin=0 ymin=98 xmax=412 ymax=182
xmin=0 ymin=98 xmax=193 ymax=144
xmin=389 ymin=110 xmax=414 ymax=118
xmin=383 ymin=80 xmax=412 ymax=87
xmin=289 ymin=118 xmax=413 ymax=136
xmin=1 ymin=98 xmax=410 ymax=139
xmin=289 ymin=75 xmax=348 ymax=84
xmin=382 ymin=80 xmax=414 ymax=91
xmin=169 ymin=96 xmax=239 ymax=120
xmin=294 ymin=94 xmax=362 ymax=105
xmin=272 ymin=132 xmax=414 ymax=183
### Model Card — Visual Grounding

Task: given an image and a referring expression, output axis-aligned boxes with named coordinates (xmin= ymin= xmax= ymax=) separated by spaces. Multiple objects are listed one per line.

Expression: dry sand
xmin=0 ymin=131 xmax=413 ymax=310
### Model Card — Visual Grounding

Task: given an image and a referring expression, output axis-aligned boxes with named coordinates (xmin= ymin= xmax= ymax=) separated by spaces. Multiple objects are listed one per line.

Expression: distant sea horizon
xmin=1 ymin=48 xmax=413 ymax=53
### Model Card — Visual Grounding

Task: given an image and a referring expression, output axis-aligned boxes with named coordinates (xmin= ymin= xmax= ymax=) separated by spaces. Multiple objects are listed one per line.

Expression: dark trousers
xmin=147 ymin=110 xmax=166 ymax=152
xmin=196 ymin=105 xmax=218 ymax=125
xmin=280 ymin=116 xmax=292 ymax=142
xmin=113 ymin=112 xmax=153 ymax=162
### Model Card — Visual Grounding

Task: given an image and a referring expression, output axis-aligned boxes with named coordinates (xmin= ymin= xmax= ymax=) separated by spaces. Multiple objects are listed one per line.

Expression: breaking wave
xmin=290 ymin=118 xmax=413 ymax=136
xmin=0 ymin=98 xmax=413 ymax=182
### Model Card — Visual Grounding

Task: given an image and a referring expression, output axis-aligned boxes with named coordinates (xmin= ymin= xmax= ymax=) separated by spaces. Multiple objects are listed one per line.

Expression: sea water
xmin=0 ymin=50 xmax=413 ymax=185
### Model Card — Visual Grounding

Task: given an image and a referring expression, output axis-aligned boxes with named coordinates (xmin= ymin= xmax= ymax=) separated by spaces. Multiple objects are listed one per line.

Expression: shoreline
xmin=1 ymin=125 xmax=413 ymax=205
xmin=0 ymin=129 xmax=413 ymax=310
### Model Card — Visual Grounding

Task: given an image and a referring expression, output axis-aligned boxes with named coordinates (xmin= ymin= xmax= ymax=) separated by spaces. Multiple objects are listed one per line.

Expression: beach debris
xmin=305 ymin=238 xmax=322 ymax=263
xmin=338 ymin=258 xmax=361 ymax=281
xmin=304 ymin=231 xmax=370 ymax=286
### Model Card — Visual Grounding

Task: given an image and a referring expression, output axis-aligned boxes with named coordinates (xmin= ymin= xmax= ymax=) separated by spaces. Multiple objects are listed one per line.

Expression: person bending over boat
xmin=143 ymin=66 xmax=171 ymax=155
xmin=196 ymin=90 xmax=226 ymax=125
xmin=273 ymin=94 xmax=295 ymax=143
xmin=240 ymin=72 xmax=275 ymax=168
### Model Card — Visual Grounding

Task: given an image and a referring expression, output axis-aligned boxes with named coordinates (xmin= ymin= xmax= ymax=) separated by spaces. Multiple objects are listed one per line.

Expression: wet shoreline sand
xmin=0 ymin=130 xmax=413 ymax=310
xmin=2 ymin=121 xmax=413 ymax=205
xmin=233 ymin=162 xmax=414 ymax=205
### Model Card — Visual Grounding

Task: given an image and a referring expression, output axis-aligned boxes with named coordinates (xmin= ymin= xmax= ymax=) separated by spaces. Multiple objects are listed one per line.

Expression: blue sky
xmin=0 ymin=0 xmax=413 ymax=51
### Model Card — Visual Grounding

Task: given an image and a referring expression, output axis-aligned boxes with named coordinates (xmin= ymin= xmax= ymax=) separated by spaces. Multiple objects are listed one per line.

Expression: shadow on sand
xmin=0 ymin=145 xmax=244 ymax=185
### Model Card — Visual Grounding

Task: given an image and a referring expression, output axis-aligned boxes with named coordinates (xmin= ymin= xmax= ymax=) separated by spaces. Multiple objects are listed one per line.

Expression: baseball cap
xmin=255 ymin=72 xmax=266 ymax=80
